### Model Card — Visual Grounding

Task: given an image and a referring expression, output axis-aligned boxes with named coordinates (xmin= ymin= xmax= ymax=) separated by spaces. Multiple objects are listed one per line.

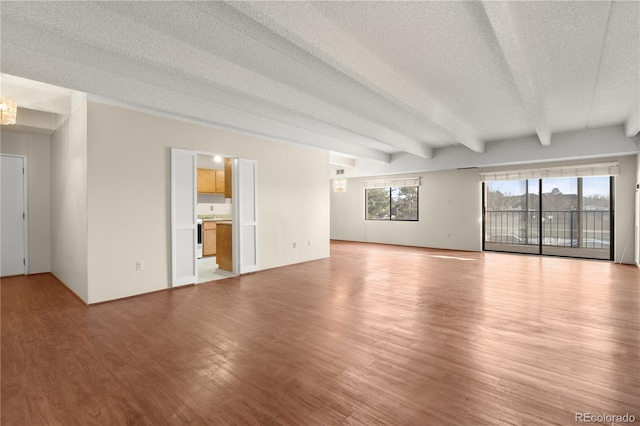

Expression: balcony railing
xmin=485 ymin=210 xmax=610 ymax=249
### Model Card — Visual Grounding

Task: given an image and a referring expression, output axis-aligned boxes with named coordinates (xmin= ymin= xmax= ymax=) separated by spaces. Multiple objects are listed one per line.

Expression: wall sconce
xmin=333 ymin=169 xmax=346 ymax=192
xmin=0 ymin=98 xmax=17 ymax=125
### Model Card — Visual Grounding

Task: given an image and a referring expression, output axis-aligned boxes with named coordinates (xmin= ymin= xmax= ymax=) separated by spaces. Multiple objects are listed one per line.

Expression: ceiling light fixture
xmin=0 ymin=98 xmax=17 ymax=125
xmin=333 ymin=169 xmax=347 ymax=192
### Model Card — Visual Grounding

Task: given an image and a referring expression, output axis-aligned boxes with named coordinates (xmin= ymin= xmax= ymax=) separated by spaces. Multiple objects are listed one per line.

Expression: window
xmin=366 ymin=186 xmax=419 ymax=221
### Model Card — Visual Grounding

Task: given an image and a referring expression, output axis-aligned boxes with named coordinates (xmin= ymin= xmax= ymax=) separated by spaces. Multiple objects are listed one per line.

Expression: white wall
xmin=197 ymin=202 xmax=232 ymax=217
xmin=0 ymin=130 xmax=51 ymax=273
xmin=50 ymin=93 xmax=88 ymax=300
xmin=331 ymin=169 xmax=482 ymax=251
xmin=86 ymin=101 xmax=330 ymax=303
xmin=197 ymin=194 xmax=226 ymax=204
xmin=613 ymin=155 xmax=637 ymax=264
xmin=331 ymin=156 xmax=637 ymax=263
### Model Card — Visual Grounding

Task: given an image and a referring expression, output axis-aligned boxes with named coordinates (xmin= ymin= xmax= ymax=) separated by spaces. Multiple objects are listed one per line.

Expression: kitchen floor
xmin=197 ymin=256 xmax=236 ymax=283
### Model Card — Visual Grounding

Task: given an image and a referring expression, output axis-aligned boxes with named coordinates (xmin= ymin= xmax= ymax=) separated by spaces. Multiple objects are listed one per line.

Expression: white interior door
xmin=171 ymin=148 xmax=197 ymax=286
xmin=1 ymin=154 xmax=27 ymax=276
xmin=234 ymin=158 xmax=258 ymax=274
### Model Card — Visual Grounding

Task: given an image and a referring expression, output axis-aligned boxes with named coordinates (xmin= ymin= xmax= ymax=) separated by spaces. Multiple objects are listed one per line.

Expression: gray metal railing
xmin=485 ymin=210 xmax=610 ymax=249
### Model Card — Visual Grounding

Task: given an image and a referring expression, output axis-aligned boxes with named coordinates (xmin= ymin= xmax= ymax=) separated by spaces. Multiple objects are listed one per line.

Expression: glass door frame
xmin=483 ymin=177 xmax=614 ymax=261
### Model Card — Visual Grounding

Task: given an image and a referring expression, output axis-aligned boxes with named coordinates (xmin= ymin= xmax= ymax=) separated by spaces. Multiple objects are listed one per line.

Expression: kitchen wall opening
xmin=196 ymin=152 xmax=236 ymax=283
xmin=171 ymin=148 xmax=258 ymax=287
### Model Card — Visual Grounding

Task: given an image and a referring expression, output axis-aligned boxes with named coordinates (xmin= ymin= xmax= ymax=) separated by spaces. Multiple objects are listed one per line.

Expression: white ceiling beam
xmin=481 ymin=1 xmax=551 ymax=147
xmin=99 ymin=1 xmax=433 ymax=160
xmin=0 ymin=2 xmax=419 ymax=161
xmin=419 ymin=146 xmax=434 ymax=159
xmin=13 ymin=107 xmax=59 ymax=133
xmin=625 ymin=104 xmax=639 ymax=137
xmin=329 ymin=153 xmax=356 ymax=168
xmin=184 ymin=2 xmax=435 ymax=159
xmin=1 ymin=33 xmax=394 ymax=164
xmin=1 ymin=73 xmax=73 ymax=115
xmin=353 ymin=126 xmax=638 ymax=178
xmin=228 ymin=1 xmax=485 ymax=154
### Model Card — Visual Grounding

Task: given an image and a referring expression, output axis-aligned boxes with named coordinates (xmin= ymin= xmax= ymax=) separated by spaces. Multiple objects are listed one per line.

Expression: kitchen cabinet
xmin=197 ymin=169 xmax=214 ymax=193
xmin=224 ymin=158 xmax=232 ymax=198
xmin=215 ymin=171 xmax=225 ymax=194
xmin=197 ymin=169 xmax=225 ymax=194
xmin=202 ymin=221 xmax=216 ymax=256
xmin=216 ymin=222 xmax=233 ymax=271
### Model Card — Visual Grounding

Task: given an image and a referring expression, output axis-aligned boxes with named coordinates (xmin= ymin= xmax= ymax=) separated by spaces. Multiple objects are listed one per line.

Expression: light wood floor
xmin=2 ymin=241 xmax=639 ymax=425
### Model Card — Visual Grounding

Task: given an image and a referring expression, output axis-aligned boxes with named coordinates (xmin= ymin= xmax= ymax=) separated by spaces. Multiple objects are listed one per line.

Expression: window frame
xmin=365 ymin=185 xmax=419 ymax=221
xmin=482 ymin=176 xmax=614 ymax=261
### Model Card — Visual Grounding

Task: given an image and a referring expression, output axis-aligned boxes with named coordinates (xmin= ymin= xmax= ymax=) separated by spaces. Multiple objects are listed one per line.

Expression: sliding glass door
xmin=484 ymin=179 xmax=540 ymax=254
xmin=540 ymin=177 xmax=612 ymax=259
xmin=483 ymin=176 xmax=613 ymax=260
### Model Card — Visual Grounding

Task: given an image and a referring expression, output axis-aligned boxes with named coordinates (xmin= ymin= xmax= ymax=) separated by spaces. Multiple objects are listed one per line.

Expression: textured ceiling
xmin=1 ymin=1 xmax=638 ymax=165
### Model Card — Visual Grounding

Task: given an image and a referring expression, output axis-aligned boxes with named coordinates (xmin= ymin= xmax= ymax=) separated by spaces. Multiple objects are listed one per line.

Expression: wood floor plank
xmin=2 ymin=241 xmax=639 ymax=425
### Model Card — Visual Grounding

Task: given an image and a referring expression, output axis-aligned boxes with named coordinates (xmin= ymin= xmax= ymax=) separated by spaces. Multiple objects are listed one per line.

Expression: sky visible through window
xmin=489 ymin=177 xmax=609 ymax=197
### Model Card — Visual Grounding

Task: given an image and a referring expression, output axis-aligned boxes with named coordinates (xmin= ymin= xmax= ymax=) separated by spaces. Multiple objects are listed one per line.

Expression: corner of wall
xmin=50 ymin=94 xmax=89 ymax=302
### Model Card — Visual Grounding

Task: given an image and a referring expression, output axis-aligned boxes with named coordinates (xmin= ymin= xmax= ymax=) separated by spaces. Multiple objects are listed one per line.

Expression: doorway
xmin=195 ymin=152 xmax=235 ymax=283
xmin=483 ymin=176 xmax=614 ymax=260
xmin=170 ymin=148 xmax=257 ymax=287
xmin=1 ymin=154 xmax=28 ymax=276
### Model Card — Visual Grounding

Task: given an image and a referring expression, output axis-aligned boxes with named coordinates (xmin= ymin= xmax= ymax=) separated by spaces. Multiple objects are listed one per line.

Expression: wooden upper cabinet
xmin=197 ymin=168 xmax=214 ymax=193
xmin=215 ymin=171 xmax=225 ymax=194
xmin=224 ymin=158 xmax=232 ymax=198
xmin=197 ymin=168 xmax=225 ymax=194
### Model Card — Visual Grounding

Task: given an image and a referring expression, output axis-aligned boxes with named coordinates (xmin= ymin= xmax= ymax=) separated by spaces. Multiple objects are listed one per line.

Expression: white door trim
xmin=233 ymin=158 xmax=258 ymax=274
xmin=170 ymin=148 xmax=198 ymax=286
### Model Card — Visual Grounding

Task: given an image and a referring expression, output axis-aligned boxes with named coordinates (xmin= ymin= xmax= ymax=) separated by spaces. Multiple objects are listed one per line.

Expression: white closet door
xmin=171 ymin=148 xmax=197 ymax=286
xmin=236 ymin=158 xmax=258 ymax=274
xmin=1 ymin=155 xmax=27 ymax=276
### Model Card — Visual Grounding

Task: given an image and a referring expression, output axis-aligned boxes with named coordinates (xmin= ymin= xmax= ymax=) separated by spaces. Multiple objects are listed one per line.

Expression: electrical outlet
xmin=293 ymin=242 xmax=296 ymax=248
xmin=136 ymin=261 xmax=143 ymax=271
xmin=210 ymin=205 xmax=214 ymax=211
